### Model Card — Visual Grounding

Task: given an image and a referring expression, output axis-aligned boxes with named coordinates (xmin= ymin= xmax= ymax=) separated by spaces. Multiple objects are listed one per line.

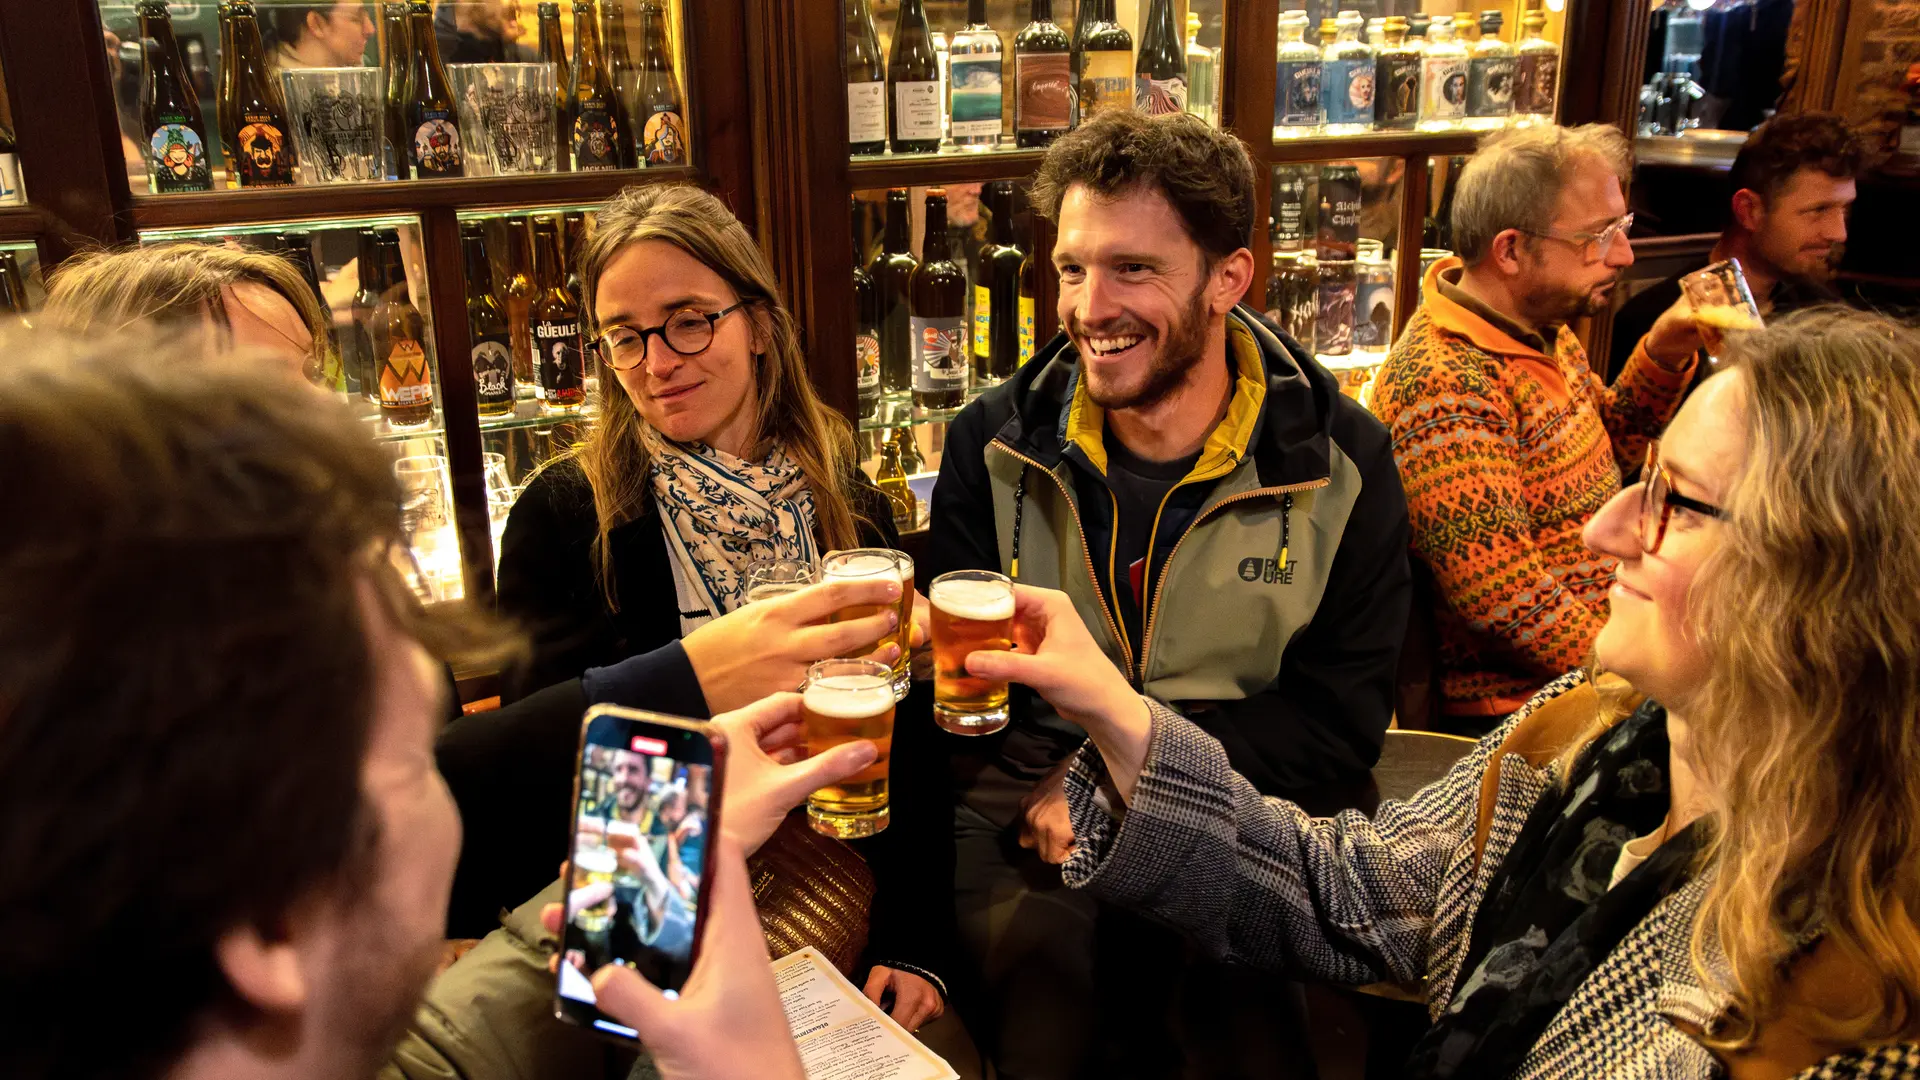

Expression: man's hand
xmin=682 ymin=577 xmax=902 ymax=714
xmin=861 ymin=966 xmax=945 ymax=1031
xmin=1017 ymin=759 xmax=1076 ymax=864
xmin=710 ymin=693 xmax=878 ymax=856
xmin=545 ymin=838 xmax=807 ymax=1080
xmin=965 ymin=585 xmax=1153 ymax=802
xmin=1642 ymin=296 xmax=1707 ymax=371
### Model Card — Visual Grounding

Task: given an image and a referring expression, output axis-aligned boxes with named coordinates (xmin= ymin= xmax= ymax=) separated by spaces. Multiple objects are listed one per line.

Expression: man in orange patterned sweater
xmin=1374 ymin=124 xmax=1705 ymax=728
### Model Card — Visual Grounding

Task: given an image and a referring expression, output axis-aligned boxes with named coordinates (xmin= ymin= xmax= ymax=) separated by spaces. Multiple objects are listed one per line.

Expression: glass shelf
xmin=479 ymin=399 xmax=597 ymax=435
xmin=139 ymin=213 xmax=421 ymax=245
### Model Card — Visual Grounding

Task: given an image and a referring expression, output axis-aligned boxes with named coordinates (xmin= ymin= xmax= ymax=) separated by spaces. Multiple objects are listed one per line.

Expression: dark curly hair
xmin=1029 ymin=110 xmax=1257 ymax=265
xmin=1726 ymin=112 xmax=1866 ymax=218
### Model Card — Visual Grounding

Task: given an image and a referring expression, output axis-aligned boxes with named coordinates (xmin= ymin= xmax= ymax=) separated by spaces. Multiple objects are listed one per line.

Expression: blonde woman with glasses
xmin=960 ymin=306 xmax=1920 ymax=1078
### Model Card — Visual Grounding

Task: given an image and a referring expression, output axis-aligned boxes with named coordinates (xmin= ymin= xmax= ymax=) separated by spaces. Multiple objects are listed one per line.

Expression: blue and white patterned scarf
xmin=644 ymin=431 xmax=819 ymax=634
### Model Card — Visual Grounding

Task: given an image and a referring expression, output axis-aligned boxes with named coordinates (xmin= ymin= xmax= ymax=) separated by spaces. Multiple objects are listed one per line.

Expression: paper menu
xmin=772 ymin=947 xmax=958 ymax=1080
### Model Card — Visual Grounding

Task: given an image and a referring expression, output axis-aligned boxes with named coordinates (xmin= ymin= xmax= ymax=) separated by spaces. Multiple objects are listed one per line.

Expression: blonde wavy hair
xmin=42 ymin=241 xmax=330 ymax=383
xmin=562 ymin=183 xmax=869 ymax=610
xmin=1687 ymin=307 xmax=1920 ymax=1048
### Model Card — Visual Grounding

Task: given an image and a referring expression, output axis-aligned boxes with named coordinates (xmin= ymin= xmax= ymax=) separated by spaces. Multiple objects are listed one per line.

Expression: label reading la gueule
xmin=534 ymin=319 xmax=584 ymax=395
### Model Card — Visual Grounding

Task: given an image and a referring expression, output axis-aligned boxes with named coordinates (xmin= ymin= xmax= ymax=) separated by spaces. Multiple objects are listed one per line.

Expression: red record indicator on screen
xmin=630 ymin=735 xmax=668 ymax=756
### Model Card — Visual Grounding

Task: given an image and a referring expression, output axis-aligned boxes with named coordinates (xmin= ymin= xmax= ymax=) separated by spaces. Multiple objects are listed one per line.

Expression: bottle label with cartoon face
xmin=643 ymin=109 xmax=686 ymax=166
xmin=148 ymin=120 xmax=213 ymax=192
xmin=472 ymin=335 xmax=515 ymax=406
xmin=411 ymin=110 xmax=464 ymax=176
xmin=573 ymin=103 xmax=622 ymax=170
xmin=232 ymin=113 xmax=294 ymax=187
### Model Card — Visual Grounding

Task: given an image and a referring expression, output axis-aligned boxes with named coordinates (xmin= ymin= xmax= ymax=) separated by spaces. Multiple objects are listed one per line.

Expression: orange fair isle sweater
xmin=1373 ymin=258 xmax=1696 ymax=717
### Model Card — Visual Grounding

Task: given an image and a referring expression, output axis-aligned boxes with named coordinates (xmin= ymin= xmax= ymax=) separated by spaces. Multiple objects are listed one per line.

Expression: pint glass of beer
xmin=743 ymin=557 xmax=815 ymax=604
xmin=929 ymin=570 xmax=1016 ymax=735
xmin=570 ymin=847 xmax=618 ymax=933
xmin=821 ymin=548 xmax=915 ymax=700
xmin=605 ymin=819 xmax=642 ymax=885
xmin=1679 ymin=258 xmax=1764 ymax=363
xmin=802 ymin=658 xmax=896 ymax=838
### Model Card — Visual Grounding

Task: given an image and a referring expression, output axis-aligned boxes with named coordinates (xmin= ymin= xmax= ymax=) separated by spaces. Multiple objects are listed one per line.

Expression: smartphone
xmin=553 ymin=704 xmax=724 ymax=1041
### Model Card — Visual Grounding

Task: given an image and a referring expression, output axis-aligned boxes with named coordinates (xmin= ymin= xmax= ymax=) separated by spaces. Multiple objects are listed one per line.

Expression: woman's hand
xmin=964 ymin=585 xmax=1153 ymax=802
xmin=682 ymin=577 xmax=902 ymax=714
xmin=862 ymin=965 xmax=944 ymax=1031
xmin=709 ymin=693 xmax=877 ymax=856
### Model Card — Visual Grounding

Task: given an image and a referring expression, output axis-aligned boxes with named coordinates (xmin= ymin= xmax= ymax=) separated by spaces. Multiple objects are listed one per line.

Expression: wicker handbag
xmin=746 ymin=810 xmax=875 ymax=975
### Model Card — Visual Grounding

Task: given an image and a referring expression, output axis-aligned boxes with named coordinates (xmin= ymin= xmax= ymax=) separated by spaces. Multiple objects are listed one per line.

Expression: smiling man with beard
xmin=1372 ymin=123 xmax=1703 ymax=731
xmin=927 ymin=110 xmax=1411 ymax=1079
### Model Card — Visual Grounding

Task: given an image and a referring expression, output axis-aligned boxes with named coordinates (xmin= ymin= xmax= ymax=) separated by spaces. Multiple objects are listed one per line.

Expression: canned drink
xmin=1678 ymin=258 xmax=1764 ymax=363
xmin=1316 ymin=259 xmax=1357 ymax=357
xmin=1316 ymin=164 xmax=1362 ymax=262
xmin=1354 ymin=243 xmax=1395 ymax=354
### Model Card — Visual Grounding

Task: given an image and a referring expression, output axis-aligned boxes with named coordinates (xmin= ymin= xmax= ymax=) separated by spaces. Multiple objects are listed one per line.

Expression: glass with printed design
xmin=820 ymin=548 xmax=914 ymax=700
xmin=743 ymin=557 xmax=817 ymax=604
xmin=930 ymin=569 xmax=1015 ymax=735
xmin=802 ymin=658 xmax=896 ymax=838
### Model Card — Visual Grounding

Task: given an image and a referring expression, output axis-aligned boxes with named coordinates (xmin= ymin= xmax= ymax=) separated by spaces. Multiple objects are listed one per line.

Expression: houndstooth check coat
xmin=1059 ymin=672 xmax=1920 ymax=1079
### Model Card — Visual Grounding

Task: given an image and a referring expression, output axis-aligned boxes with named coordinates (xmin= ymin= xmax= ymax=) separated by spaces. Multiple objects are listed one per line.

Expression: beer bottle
xmin=0 ymin=251 xmax=29 ymax=314
xmin=222 ymin=1 xmax=295 ymax=187
xmin=216 ymin=1 xmax=236 ymax=183
xmin=562 ymin=210 xmax=586 ymax=305
xmin=537 ymin=2 xmax=573 ymax=171
xmin=271 ymin=232 xmax=338 ymax=389
xmin=352 ymin=229 xmax=384 ymax=402
xmin=379 ymin=2 xmax=412 ymax=181
xmin=603 ymin=2 xmax=640 ymax=167
xmin=139 ymin=0 xmax=215 ymax=194
xmin=1374 ymin=16 xmax=1421 ymax=132
xmin=405 ymin=0 xmax=464 ymax=177
xmin=372 ymin=231 xmax=436 ymax=428
xmin=947 ymin=0 xmax=1003 ymax=150
xmin=895 ymin=419 xmax=925 ymax=473
xmin=868 ymin=189 xmax=918 ymax=398
xmin=1013 ymin=0 xmax=1071 ymax=148
xmin=910 ymin=188 xmax=968 ymax=413
xmin=635 ymin=1 xmax=687 ymax=166
xmin=887 ymin=0 xmax=941 ymax=154
xmin=853 ymin=206 xmax=882 ymax=420
xmin=1078 ymin=0 xmax=1133 ymax=120
xmin=875 ymin=430 xmax=917 ymax=530
xmin=531 ymin=216 xmax=586 ymax=413
xmin=1134 ymin=0 xmax=1187 ymax=115
xmin=846 ymin=0 xmax=887 ymax=155
xmin=1017 ymin=248 xmax=1036 ymax=366
xmin=463 ymin=224 xmax=517 ymax=418
xmin=571 ymin=1 xmax=635 ymax=170
xmin=504 ymin=215 xmax=537 ymax=389
xmin=975 ymin=181 xmax=1026 ymax=382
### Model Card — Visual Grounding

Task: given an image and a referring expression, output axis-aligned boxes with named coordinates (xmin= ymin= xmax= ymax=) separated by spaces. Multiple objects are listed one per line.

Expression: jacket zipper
xmin=989 ymin=439 xmax=1137 ymax=678
xmin=1137 ymin=477 xmax=1331 ymax=683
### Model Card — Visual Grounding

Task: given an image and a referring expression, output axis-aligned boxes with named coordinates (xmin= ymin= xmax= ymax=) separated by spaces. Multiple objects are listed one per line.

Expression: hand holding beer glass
xmin=930 ymin=570 xmax=1017 ymax=735
xmin=801 ymin=658 xmax=896 ymax=838
xmin=742 ymin=557 xmax=816 ymax=604
xmin=821 ymin=549 xmax=916 ymax=700
xmin=1679 ymin=258 xmax=1764 ymax=364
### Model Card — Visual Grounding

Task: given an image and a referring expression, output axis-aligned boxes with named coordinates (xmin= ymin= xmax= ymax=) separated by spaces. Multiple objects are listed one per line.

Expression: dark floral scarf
xmin=1405 ymin=699 xmax=1706 ymax=1079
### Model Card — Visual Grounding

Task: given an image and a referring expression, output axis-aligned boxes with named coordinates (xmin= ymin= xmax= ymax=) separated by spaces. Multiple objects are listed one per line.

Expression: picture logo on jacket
xmin=1239 ymin=556 xmax=1295 ymax=586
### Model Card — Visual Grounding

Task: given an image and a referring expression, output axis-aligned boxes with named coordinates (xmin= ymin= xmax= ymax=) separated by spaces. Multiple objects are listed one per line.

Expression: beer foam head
xmin=803 ymin=674 xmax=895 ymax=718
xmin=574 ymin=846 xmax=617 ymax=874
xmin=824 ymin=552 xmax=902 ymax=585
xmin=931 ymin=578 xmax=1015 ymax=622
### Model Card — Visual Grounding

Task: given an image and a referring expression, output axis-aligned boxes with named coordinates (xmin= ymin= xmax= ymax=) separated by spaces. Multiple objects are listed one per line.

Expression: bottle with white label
xmin=888 ymin=0 xmax=942 ymax=154
xmin=949 ymin=0 xmax=1005 ymax=151
xmin=846 ymin=0 xmax=887 ymax=154
xmin=1417 ymin=14 xmax=1468 ymax=131
xmin=1274 ymin=11 xmax=1322 ymax=138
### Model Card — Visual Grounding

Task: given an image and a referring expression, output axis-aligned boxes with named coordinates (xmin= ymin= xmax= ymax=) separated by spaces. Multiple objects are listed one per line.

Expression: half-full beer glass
xmin=930 ymin=570 xmax=1015 ymax=734
xmin=743 ymin=557 xmax=815 ymax=604
xmin=802 ymin=658 xmax=895 ymax=838
xmin=821 ymin=548 xmax=914 ymax=699
xmin=570 ymin=847 xmax=617 ymax=933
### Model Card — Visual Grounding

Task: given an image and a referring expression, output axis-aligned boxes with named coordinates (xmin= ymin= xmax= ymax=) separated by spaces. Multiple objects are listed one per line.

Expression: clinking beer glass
xmin=930 ymin=570 xmax=1016 ymax=735
xmin=1679 ymin=257 xmax=1764 ymax=365
xmin=802 ymin=658 xmax=896 ymax=838
xmin=821 ymin=548 xmax=915 ymax=700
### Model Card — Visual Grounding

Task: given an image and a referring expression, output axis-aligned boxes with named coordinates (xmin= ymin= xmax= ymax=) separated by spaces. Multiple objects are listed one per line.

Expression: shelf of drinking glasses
xmin=1268 ymin=129 xmax=1482 ymax=160
xmin=126 ymin=167 xmax=698 ymax=231
xmin=848 ymin=146 xmax=1048 ymax=189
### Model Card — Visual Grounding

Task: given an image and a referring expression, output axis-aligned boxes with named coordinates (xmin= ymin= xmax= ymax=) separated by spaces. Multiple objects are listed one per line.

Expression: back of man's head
xmin=1450 ymin=123 xmax=1633 ymax=267
xmin=1030 ymin=109 xmax=1257 ymax=265
xmin=0 ymin=328 xmax=507 ymax=1079
xmin=1724 ymin=112 xmax=1864 ymax=226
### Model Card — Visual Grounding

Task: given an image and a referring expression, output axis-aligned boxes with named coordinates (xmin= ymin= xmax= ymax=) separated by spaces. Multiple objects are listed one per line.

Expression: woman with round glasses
xmin=494 ymin=183 xmax=953 ymax=1035
xmin=969 ymin=307 xmax=1920 ymax=1076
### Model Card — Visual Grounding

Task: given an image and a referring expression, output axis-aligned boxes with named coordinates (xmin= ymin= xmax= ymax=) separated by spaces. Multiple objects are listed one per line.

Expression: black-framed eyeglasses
xmin=592 ymin=301 xmax=748 ymax=371
xmin=1637 ymin=439 xmax=1725 ymax=554
xmin=1522 ymin=212 xmax=1635 ymax=264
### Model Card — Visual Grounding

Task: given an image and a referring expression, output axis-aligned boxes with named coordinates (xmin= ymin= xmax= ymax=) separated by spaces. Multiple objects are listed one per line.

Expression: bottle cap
xmin=1187 ymin=10 xmax=1201 ymax=34
xmin=1320 ymin=18 xmax=1339 ymax=38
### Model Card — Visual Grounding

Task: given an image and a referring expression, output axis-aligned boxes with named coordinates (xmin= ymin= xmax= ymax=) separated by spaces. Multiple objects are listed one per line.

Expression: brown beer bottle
xmin=975 ymin=181 xmax=1027 ymax=382
xmin=222 ymin=1 xmax=295 ymax=187
xmin=372 ymin=231 xmax=435 ymax=429
xmin=404 ymin=0 xmax=463 ymax=177
xmin=536 ymin=2 xmax=573 ymax=171
xmin=379 ymin=2 xmax=412 ymax=180
xmin=868 ymin=189 xmax=918 ymax=398
xmin=571 ymin=1 xmax=635 ymax=170
xmin=530 ymin=216 xmax=586 ymax=413
xmin=910 ymin=188 xmax=968 ymax=412
xmin=463 ymin=224 xmax=516 ymax=418
xmin=634 ymin=1 xmax=686 ymax=166
xmin=503 ymin=215 xmax=537 ymax=388
xmin=603 ymin=2 xmax=638 ymax=160
xmin=139 ymin=0 xmax=215 ymax=193
xmin=876 ymin=430 xmax=918 ymax=530
xmin=562 ymin=210 xmax=587 ymax=305
xmin=887 ymin=0 xmax=941 ymax=153
xmin=352 ymin=229 xmax=385 ymax=402
xmin=216 ymin=1 xmax=236 ymax=181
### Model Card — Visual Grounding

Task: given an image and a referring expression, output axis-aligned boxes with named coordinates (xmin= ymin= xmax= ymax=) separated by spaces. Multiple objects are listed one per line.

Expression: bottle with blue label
xmin=1273 ymin=10 xmax=1322 ymax=138
xmin=1320 ymin=11 xmax=1375 ymax=135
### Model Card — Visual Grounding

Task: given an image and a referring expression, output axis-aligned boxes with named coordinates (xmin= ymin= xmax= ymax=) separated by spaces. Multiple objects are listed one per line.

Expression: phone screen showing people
xmin=556 ymin=708 xmax=716 ymax=1039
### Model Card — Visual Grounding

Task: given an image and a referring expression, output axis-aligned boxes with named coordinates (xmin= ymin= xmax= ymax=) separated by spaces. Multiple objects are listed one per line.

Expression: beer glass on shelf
xmin=929 ymin=570 xmax=1015 ymax=735
xmin=820 ymin=548 xmax=915 ymax=700
xmin=570 ymin=846 xmax=617 ymax=933
xmin=802 ymin=658 xmax=896 ymax=838
xmin=743 ymin=557 xmax=816 ymax=604
xmin=280 ymin=67 xmax=383 ymax=184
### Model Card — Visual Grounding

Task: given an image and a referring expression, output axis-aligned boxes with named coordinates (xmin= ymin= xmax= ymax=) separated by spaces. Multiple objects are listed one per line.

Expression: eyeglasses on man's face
xmin=1524 ymin=212 xmax=1635 ymax=264
xmin=1636 ymin=438 xmax=1725 ymax=554
xmin=592 ymin=301 xmax=748 ymax=371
